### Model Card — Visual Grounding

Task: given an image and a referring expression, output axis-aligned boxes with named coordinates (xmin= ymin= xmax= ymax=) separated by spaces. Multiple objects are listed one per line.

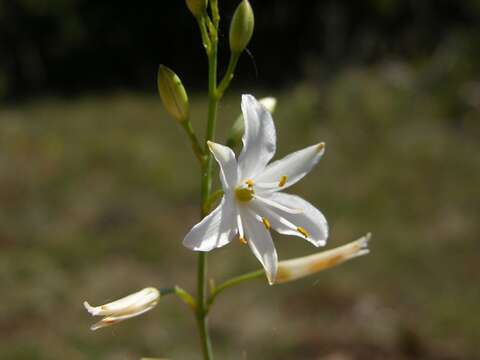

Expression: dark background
xmin=1 ymin=0 xmax=479 ymax=99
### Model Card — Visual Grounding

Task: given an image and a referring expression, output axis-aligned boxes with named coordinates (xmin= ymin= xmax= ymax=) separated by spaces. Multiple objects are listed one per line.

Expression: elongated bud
xmin=229 ymin=0 xmax=254 ymax=54
xmin=186 ymin=0 xmax=207 ymax=18
xmin=275 ymin=234 xmax=371 ymax=284
xmin=84 ymin=287 xmax=160 ymax=331
xmin=227 ymin=97 xmax=276 ymax=147
xmin=157 ymin=65 xmax=189 ymax=123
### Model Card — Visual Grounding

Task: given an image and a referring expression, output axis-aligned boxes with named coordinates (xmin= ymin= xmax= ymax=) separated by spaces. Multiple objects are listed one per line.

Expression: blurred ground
xmin=0 ymin=59 xmax=479 ymax=359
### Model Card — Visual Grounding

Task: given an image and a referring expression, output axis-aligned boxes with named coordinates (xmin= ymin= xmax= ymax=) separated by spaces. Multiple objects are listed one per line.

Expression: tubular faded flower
xmin=275 ymin=234 xmax=371 ymax=284
xmin=184 ymin=94 xmax=328 ymax=284
xmin=84 ymin=287 xmax=160 ymax=331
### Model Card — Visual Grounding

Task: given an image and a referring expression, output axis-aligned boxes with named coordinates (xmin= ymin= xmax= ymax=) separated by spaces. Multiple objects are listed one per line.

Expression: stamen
xmin=237 ymin=213 xmax=245 ymax=240
xmin=278 ymin=175 xmax=287 ymax=187
xmin=297 ymin=227 xmax=309 ymax=238
xmin=262 ymin=217 xmax=271 ymax=230
xmin=245 ymin=179 xmax=254 ymax=188
xmin=254 ymin=195 xmax=303 ymax=214
xmin=239 ymin=236 xmax=247 ymax=245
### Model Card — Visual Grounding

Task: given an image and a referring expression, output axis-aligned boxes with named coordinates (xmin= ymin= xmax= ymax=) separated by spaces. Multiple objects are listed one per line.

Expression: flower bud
xmin=227 ymin=97 xmax=276 ymax=147
xmin=274 ymin=234 xmax=371 ymax=284
xmin=229 ymin=0 xmax=254 ymax=54
xmin=186 ymin=0 xmax=207 ymax=18
xmin=84 ymin=287 xmax=160 ymax=331
xmin=157 ymin=65 xmax=189 ymax=123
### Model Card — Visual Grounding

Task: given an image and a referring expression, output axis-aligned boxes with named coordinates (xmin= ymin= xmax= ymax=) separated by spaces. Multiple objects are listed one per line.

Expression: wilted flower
xmin=275 ymin=233 xmax=371 ymax=284
xmin=84 ymin=287 xmax=160 ymax=331
xmin=184 ymin=94 xmax=328 ymax=284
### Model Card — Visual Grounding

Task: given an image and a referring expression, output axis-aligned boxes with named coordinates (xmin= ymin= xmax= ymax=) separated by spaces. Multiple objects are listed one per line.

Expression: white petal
xmin=207 ymin=141 xmax=238 ymax=191
xmin=254 ymin=143 xmax=325 ymax=191
xmin=253 ymin=192 xmax=328 ymax=247
xmin=238 ymin=94 xmax=276 ymax=180
xmin=183 ymin=197 xmax=236 ymax=251
xmin=240 ymin=207 xmax=278 ymax=284
xmin=83 ymin=287 xmax=159 ymax=317
xmin=90 ymin=304 xmax=157 ymax=331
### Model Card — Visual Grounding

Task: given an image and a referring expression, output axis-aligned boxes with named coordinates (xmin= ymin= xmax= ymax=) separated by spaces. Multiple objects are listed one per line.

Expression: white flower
xmin=183 ymin=94 xmax=328 ymax=284
xmin=83 ymin=287 xmax=160 ymax=331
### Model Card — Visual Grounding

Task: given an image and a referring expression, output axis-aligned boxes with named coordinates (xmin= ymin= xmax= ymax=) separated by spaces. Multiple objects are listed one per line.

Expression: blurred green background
xmin=1 ymin=1 xmax=479 ymax=359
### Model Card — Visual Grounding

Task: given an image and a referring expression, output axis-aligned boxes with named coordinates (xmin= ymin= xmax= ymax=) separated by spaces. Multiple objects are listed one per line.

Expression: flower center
xmin=235 ymin=187 xmax=254 ymax=202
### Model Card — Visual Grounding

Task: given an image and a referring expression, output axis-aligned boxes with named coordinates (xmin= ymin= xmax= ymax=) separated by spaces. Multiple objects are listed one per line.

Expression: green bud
xmin=227 ymin=97 xmax=276 ymax=147
xmin=157 ymin=65 xmax=189 ymax=123
xmin=185 ymin=0 xmax=207 ymax=18
xmin=229 ymin=0 xmax=254 ymax=54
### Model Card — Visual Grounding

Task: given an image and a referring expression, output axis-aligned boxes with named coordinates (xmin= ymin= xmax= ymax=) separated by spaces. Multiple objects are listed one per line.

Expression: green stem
xmin=196 ymin=252 xmax=212 ymax=359
xmin=210 ymin=0 xmax=220 ymax=28
xmin=182 ymin=120 xmax=205 ymax=165
xmin=159 ymin=287 xmax=176 ymax=296
xmin=197 ymin=16 xmax=211 ymax=53
xmin=217 ymin=52 xmax=240 ymax=97
xmin=207 ymin=270 xmax=264 ymax=309
xmin=196 ymin=22 xmax=219 ymax=360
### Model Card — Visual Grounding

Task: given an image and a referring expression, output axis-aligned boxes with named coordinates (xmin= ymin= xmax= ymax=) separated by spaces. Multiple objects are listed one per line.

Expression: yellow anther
xmin=278 ymin=175 xmax=287 ymax=187
xmin=235 ymin=187 xmax=254 ymax=202
xmin=262 ymin=217 xmax=271 ymax=230
xmin=297 ymin=227 xmax=309 ymax=238
xmin=245 ymin=179 xmax=254 ymax=188
xmin=239 ymin=237 xmax=247 ymax=245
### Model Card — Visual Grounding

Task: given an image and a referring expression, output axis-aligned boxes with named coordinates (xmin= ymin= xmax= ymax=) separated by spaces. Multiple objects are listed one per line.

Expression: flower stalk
xmin=196 ymin=7 xmax=220 ymax=360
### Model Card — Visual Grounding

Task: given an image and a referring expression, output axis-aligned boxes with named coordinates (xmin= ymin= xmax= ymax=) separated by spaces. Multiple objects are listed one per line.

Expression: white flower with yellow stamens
xmin=84 ymin=287 xmax=160 ymax=331
xmin=183 ymin=94 xmax=328 ymax=284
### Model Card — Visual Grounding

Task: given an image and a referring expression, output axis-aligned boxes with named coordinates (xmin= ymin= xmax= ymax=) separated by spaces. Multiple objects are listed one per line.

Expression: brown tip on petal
xmin=316 ymin=142 xmax=325 ymax=152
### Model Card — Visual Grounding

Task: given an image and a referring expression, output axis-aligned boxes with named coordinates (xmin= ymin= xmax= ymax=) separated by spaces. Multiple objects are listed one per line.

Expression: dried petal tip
xmin=83 ymin=287 xmax=160 ymax=331
xmin=157 ymin=65 xmax=189 ymax=123
xmin=274 ymin=234 xmax=371 ymax=284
